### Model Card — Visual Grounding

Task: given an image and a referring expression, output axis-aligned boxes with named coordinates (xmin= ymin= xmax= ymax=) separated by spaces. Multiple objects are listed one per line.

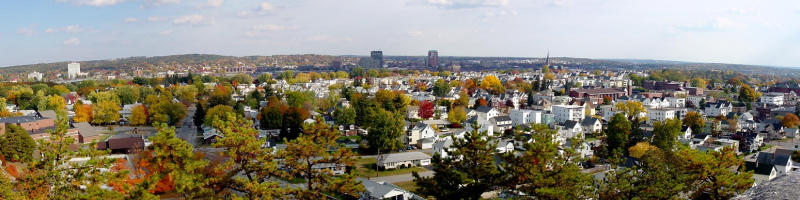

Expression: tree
xmin=781 ymin=113 xmax=800 ymax=128
xmin=210 ymin=114 xmax=286 ymax=199
xmin=366 ymin=109 xmax=404 ymax=153
xmin=628 ymin=142 xmax=658 ymax=159
xmin=114 ymin=85 xmax=141 ymax=105
xmin=14 ymin=110 xmax=127 ymax=199
xmin=136 ymin=123 xmax=211 ymax=199
xmin=432 ymin=79 xmax=450 ymax=97
xmin=691 ymin=77 xmax=707 ymax=88
xmin=73 ymin=101 xmax=93 ymax=123
xmin=92 ymin=92 xmax=121 ymax=124
xmin=204 ymin=105 xmax=234 ymax=127
xmin=173 ymin=85 xmax=198 ymax=104
xmin=149 ymin=97 xmax=187 ymax=126
xmin=652 ymin=118 xmax=682 ymax=151
xmin=285 ymin=90 xmax=315 ymax=109
xmin=231 ymin=73 xmax=253 ymax=85
xmin=447 ymin=106 xmax=467 ymax=125
xmin=501 ymin=124 xmax=595 ymax=199
xmin=681 ymin=147 xmax=753 ymax=199
xmin=738 ymin=84 xmax=758 ymax=103
xmin=683 ymin=111 xmax=705 ymax=135
xmin=414 ymin=123 xmax=501 ymax=199
xmin=333 ymin=106 xmax=356 ymax=125
xmin=46 ymin=95 xmax=67 ymax=111
xmin=616 ymin=101 xmax=647 ymax=122
xmin=129 ymin=104 xmax=148 ymax=126
xmin=606 ymin=113 xmax=631 ymax=155
xmin=193 ymin=102 xmax=206 ymax=127
xmin=480 ymin=75 xmax=504 ymax=94
xmin=283 ymin=120 xmax=364 ymax=199
xmin=208 ymin=86 xmax=232 ymax=107
xmin=0 ymin=124 xmax=35 ymax=162
xmin=418 ymin=100 xmax=434 ymax=119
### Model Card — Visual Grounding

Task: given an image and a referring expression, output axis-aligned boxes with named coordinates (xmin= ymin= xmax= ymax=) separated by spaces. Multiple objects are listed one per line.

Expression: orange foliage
xmin=5 ymin=164 xmax=18 ymax=178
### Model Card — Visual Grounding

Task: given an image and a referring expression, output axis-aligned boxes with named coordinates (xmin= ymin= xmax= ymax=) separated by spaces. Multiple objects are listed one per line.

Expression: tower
xmin=427 ymin=50 xmax=439 ymax=68
xmin=370 ymin=51 xmax=383 ymax=68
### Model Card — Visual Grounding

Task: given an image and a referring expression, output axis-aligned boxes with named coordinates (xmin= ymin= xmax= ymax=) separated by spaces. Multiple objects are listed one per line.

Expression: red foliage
xmin=419 ymin=100 xmax=434 ymax=119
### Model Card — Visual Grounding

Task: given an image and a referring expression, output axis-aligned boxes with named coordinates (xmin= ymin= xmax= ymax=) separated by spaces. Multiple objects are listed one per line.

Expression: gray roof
xmin=494 ymin=115 xmax=512 ymax=122
xmin=358 ymin=178 xmax=409 ymax=199
xmin=581 ymin=117 xmax=600 ymax=126
xmin=379 ymin=151 xmax=431 ymax=163
xmin=564 ymin=120 xmax=580 ymax=129
xmin=73 ymin=122 xmax=100 ymax=137
xmin=39 ymin=110 xmax=57 ymax=119
xmin=756 ymin=152 xmax=792 ymax=167
xmin=475 ymin=106 xmax=494 ymax=113
xmin=0 ymin=115 xmax=45 ymax=124
xmin=736 ymin=172 xmax=800 ymax=199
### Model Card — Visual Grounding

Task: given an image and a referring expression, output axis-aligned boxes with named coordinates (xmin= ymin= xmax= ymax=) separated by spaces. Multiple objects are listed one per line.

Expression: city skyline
xmin=2 ymin=0 xmax=800 ymax=67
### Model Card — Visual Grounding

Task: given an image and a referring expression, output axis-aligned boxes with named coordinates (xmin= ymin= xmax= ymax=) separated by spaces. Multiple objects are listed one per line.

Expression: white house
xmin=510 ymin=109 xmax=542 ymax=126
xmin=761 ymin=93 xmax=784 ymax=106
xmin=552 ymin=105 xmax=584 ymax=123
xmin=647 ymin=108 xmax=677 ymax=125
xmin=408 ymin=122 xmax=435 ymax=146
xmin=432 ymin=137 xmax=454 ymax=158
xmin=704 ymin=101 xmax=732 ymax=117
xmin=378 ymin=152 xmax=432 ymax=170
xmin=359 ymin=178 xmax=423 ymax=200
xmin=581 ymin=117 xmax=602 ymax=134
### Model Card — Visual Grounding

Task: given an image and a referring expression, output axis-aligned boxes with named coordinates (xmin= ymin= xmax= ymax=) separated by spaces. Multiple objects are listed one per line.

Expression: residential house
xmin=581 ymin=117 xmax=602 ymax=134
xmin=97 ymin=136 xmax=145 ymax=154
xmin=744 ymin=161 xmax=778 ymax=186
xmin=510 ymin=109 xmax=541 ymax=126
xmin=552 ymin=105 xmax=584 ymax=123
xmin=377 ymin=152 xmax=432 ymax=170
xmin=358 ymin=178 xmax=424 ymax=200
xmin=705 ymin=101 xmax=733 ymax=117
xmin=408 ymin=122 xmax=435 ymax=147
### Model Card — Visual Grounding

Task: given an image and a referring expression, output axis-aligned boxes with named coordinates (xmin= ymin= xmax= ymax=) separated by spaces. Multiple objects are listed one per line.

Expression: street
xmin=176 ymin=104 xmax=198 ymax=146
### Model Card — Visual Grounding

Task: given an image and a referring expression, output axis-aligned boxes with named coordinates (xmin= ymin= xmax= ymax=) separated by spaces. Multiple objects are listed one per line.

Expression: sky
xmin=2 ymin=0 xmax=800 ymax=67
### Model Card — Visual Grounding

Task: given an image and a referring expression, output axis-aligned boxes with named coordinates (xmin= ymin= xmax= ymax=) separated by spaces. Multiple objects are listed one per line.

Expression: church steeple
xmin=545 ymin=49 xmax=550 ymax=67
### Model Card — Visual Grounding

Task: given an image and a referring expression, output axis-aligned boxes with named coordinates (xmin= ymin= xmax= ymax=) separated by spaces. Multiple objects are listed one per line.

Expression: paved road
xmin=176 ymin=104 xmax=198 ymax=146
xmin=369 ymin=170 xmax=434 ymax=183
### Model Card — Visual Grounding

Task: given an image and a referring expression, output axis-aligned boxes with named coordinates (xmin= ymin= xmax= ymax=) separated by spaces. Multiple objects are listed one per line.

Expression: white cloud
xmin=407 ymin=30 xmax=424 ymax=37
xmin=124 ymin=17 xmax=139 ymax=23
xmin=245 ymin=24 xmax=293 ymax=36
xmin=159 ymin=30 xmax=174 ymax=35
xmin=726 ymin=8 xmax=750 ymax=15
xmin=238 ymin=2 xmax=276 ymax=17
xmin=16 ymin=26 xmax=38 ymax=36
xmin=308 ymin=35 xmax=352 ymax=43
xmin=173 ymin=14 xmax=211 ymax=25
xmin=45 ymin=25 xmax=84 ymax=33
xmin=671 ymin=18 xmax=745 ymax=32
xmin=207 ymin=0 xmax=223 ymax=7
xmin=63 ymin=38 xmax=81 ymax=45
xmin=142 ymin=0 xmax=181 ymax=7
xmin=57 ymin=0 xmax=125 ymax=6
xmin=147 ymin=16 xmax=161 ymax=22
xmin=426 ymin=0 xmax=508 ymax=9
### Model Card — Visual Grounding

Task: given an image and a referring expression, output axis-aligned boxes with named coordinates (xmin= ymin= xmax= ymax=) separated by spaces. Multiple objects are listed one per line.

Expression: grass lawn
xmin=353 ymin=157 xmax=428 ymax=178
xmin=392 ymin=181 xmax=418 ymax=192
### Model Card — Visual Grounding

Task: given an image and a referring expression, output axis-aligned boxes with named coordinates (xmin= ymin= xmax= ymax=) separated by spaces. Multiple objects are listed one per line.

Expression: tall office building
xmin=370 ymin=51 xmax=383 ymax=68
xmin=426 ymin=50 xmax=439 ymax=68
xmin=67 ymin=62 xmax=81 ymax=79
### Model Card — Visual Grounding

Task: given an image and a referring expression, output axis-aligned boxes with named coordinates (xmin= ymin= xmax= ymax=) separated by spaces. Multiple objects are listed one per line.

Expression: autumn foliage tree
xmin=73 ymin=101 xmax=93 ymax=123
xmin=781 ymin=113 xmax=800 ymax=128
xmin=129 ymin=104 xmax=148 ymax=126
xmin=283 ymin=120 xmax=363 ymax=199
xmin=418 ymin=100 xmax=434 ymax=119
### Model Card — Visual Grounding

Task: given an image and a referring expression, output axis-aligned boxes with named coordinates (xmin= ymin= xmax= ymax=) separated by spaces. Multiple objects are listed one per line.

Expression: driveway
xmin=369 ymin=170 xmax=434 ymax=183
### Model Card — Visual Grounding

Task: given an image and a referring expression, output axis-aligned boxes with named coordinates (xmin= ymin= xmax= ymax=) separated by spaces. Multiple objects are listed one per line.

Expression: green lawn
xmin=353 ymin=157 xmax=428 ymax=178
xmin=392 ymin=181 xmax=419 ymax=192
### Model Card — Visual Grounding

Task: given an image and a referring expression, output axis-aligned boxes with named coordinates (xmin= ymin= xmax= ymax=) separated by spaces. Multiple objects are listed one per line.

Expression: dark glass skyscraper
xmin=370 ymin=51 xmax=383 ymax=68
xmin=427 ymin=50 xmax=439 ymax=68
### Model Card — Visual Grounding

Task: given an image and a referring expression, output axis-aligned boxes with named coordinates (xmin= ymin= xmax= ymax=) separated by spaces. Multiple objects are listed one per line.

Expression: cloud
xmin=726 ymin=8 xmax=750 ymax=15
xmin=141 ymin=0 xmax=181 ymax=7
xmin=425 ymin=0 xmax=508 ymax=9
xmin=45 ymin=25 xmax=84 ymax=33
xmin=238 ymin=2 xmax=276 ymax=17
xmin=671 ymin=18 xmax=745 ymax=32
xmin=207 ymin=0 xmax=223 ymax=7
xmin=159 ymin=30 xmax=174 ymax=35
xmin=308 ymin=35 xmax=352 ymax=43
xmin=16 ymin=26 xmax=38 ymax=36
xmin=124 ymin=17 xmax=139 ymax=23
xmin=245 ymin=24 xmax=294 ymax=36
xmin=147 ymin=16 xmax=161 ymax=22
xmin=63 ymin=38 xmax=81 ymax=45
xmin=407 ymin=30 xmax=424 ymax=37
xmin=173 ymin=14 xmax=212 ymax=25
xmin=56 ymin=0 xmax=125 ymax=6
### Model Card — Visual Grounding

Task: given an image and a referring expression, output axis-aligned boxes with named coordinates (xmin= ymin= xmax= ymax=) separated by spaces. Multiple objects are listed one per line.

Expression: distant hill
xmin=2 ymin=54 xmax=799 ymax=78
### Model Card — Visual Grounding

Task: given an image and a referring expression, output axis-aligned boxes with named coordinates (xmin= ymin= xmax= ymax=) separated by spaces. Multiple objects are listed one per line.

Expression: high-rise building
xmin=67 ymin=62 xmax=81 ymax=79
xmin=370 ymin=51 xmax=383 ymax=68
xmin=426 ymin=50 xmax=439 ymax=68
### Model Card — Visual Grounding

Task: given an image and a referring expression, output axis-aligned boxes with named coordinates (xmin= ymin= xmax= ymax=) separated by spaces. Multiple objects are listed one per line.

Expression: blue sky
xmin=2 ymin=0 xmax=800 ymax=67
